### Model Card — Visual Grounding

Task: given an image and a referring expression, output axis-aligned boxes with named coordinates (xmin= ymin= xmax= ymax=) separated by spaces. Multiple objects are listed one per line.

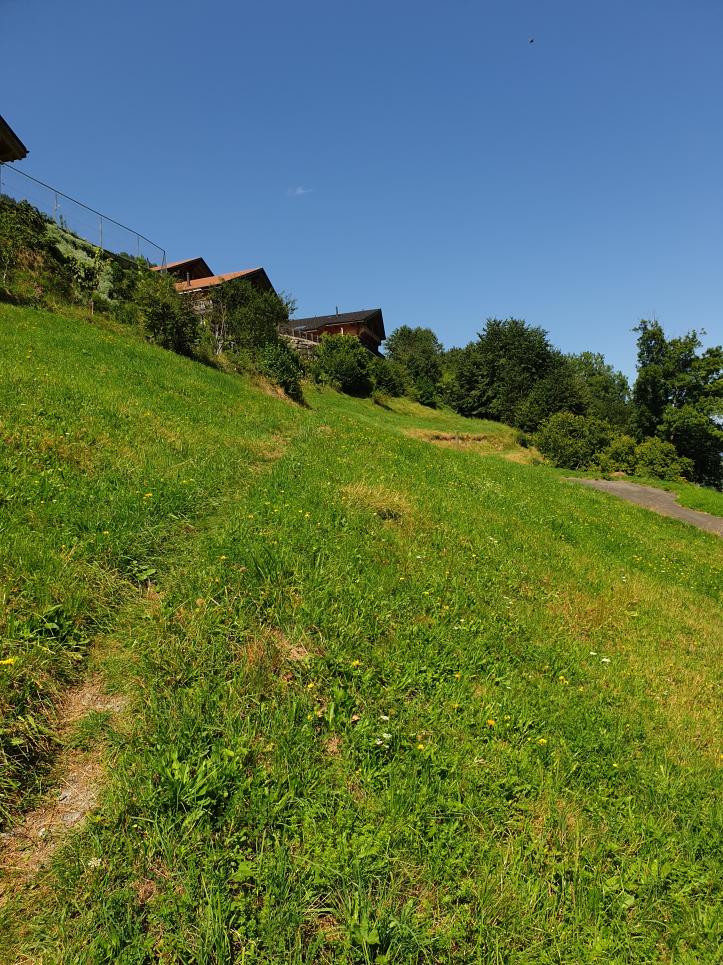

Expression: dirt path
xmin=0 ymin=677 xmax=125 ymax=899
xmin=568 ymin=479 xmax=723 ymax=536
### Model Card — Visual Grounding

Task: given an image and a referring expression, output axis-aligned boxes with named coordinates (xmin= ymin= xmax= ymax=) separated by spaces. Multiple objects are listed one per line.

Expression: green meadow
xmin=1 ymin=303 xmax=721 ymax=963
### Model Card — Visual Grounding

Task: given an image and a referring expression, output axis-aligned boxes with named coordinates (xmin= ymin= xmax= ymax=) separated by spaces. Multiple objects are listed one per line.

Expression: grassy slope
xmin=1 ymin=304 xmax=721 ymax=963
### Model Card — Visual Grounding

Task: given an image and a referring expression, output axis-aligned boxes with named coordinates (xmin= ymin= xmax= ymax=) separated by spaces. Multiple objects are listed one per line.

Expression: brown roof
xmin=150 ymin=257 xmax=213 ymax=276
xmin=175 ymin=268 xmax=274 ymax=293
xmin=0 ymin=114 xmax=28 ymax=162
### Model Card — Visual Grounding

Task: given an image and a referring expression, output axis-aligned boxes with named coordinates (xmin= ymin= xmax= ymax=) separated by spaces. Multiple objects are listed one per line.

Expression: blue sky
xmin=2 ymin=0 xmax=722 ymax=376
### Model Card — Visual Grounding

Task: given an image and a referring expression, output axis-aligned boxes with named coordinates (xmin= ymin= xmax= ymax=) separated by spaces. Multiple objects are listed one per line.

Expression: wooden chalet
xmin=282 ymin=309 xmax=386 ymax=354
xmin=0 ymin=114 xmax=28 ymax=162
xmin=151 ymin=258 xmax=275 ymax=305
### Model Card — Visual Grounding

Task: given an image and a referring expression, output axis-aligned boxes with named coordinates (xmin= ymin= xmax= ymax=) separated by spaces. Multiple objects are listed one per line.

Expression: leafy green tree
xmin=313 ymin=334 xmax=372 ymax=396
xmin=135 ymin=270 xmax=198 ymax=356
xmin=513 ymin=355 xmax=587 ymax=431
xmin=207 ymin=279 xmax=290 ymax=356
xmin=632 ymin=320 xmax=722 ymax=486
xmin=452 ymin=318 xmax=565 ymax=426
xmin=384 ymin=325 xmax=443 ymax=406
xmin=567 ymin=352 xmax=631 ymax=427
xmin=660 ymin=405 xmax=722 ymax=488
xmin=370 ymin=356 xmax=406 ymax=397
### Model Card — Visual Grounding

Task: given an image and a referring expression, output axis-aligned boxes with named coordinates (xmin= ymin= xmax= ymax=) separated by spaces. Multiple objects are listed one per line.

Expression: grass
xmin=562 ymin=470 xmax=723 ymax=518
xmin=1 ymin=302 xmax=721 ymax=963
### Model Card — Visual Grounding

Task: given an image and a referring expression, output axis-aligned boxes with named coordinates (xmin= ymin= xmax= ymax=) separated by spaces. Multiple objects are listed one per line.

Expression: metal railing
xmin=0 ymin=164 xmax=166 ymax=268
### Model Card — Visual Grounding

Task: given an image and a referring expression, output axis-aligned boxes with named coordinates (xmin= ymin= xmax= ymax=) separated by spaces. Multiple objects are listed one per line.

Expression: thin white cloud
xmin=288 ymin=186 xmax=313 ymax=197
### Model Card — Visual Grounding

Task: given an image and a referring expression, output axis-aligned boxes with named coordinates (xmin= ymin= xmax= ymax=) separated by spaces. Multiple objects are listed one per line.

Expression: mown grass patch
xmin=1 ymin=304 xmax=721 ymax=962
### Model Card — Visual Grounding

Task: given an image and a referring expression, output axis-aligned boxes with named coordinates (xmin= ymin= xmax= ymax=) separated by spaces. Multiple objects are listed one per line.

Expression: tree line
xmin=342 ymin=319 xmax=720 ymax=488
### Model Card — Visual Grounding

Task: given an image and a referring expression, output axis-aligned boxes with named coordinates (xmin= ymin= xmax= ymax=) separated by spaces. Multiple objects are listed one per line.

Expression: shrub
xmin=370 ymin=356 xmax=405 ymax=397
xmin=634 ymin=437 xmax=693 ymax=481
xmin=595 ymin=434 xmax=638 ymax=474
xmin=535 ymin=412 xmax=615 ymax=469
xmin=135 ymin=270 xmax=198 ymax=356
xmin=313 ymin=334 xmax=372 ymax=396
xmin=258 ymin=339 xmax=304 ymax=402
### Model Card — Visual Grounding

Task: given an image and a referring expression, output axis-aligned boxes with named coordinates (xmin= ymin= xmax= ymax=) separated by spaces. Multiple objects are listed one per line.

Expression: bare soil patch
xmin=0 ymin=676 xmax=125 ymax=897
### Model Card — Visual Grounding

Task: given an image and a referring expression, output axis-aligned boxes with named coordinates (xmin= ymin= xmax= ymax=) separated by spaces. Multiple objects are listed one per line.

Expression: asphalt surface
xmin=567 ymin=479 xmax=723 ymax=536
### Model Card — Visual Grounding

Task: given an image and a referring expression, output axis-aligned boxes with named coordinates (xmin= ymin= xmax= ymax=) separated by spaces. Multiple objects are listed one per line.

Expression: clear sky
xmin=2 ymin=0 xmax=722 ymax=377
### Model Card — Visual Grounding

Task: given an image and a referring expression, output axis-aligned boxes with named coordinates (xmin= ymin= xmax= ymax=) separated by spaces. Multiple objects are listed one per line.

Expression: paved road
xmin=568 ymin=479 xmax=723 ymax=536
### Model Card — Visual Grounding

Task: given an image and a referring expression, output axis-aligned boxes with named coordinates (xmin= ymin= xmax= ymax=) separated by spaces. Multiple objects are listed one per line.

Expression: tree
xmin=567 ymin=352 xmax=631 ymax=427
xmin=135 ymin=270 xmax=198 ymax=356
xmin=313 ymin=334 xmax=372 ymax=396
xmin=207 ymin=279 xmax=291 ymax=357
xmin=370 ymin=356 xmax=406 ymax=397
xmin=631 ymin=320 xmax=722 ymax=487
xmin=451 ymin=318 xmax=563 ymax=425
xmin=384 ymin=326 xmax=443 ymax=406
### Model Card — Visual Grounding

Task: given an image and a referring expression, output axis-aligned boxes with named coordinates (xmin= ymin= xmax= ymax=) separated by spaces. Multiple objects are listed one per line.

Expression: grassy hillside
xmin=1 ymin=303 xmax=721 ymax=963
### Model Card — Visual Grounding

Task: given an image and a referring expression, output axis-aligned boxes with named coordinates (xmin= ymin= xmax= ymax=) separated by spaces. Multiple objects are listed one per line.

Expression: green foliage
xmin=1 ymin=303 xmax=721 ymax=962
xmin=567 ymin=351 xmax=631 ymax=427
xmin=634 ymin=437 xmax=693 ymax=481
xmin=313 ymin=333 xmax=373 ymax=395
xmin=535 ymin=411 xmax=616 ymax=469
xmin=660 ymin=404 xmax=723 ymax=488
xmin=595 ymin=433 xmax=638 ymax=473
xmin=369 ymin=355 xmax=405 ymax=397
xmin=258 ymin=339 xmax=304 ymax=402
xmin=0 ymin=196 xmax=48 ymax=290
xmin=384 ymin=325 xmax=443 ymax=405
xmin=134 ymin=270 xmax=199 ymax=356
xmin=452 ymin=318 xmax=564 ymax=426
xmin=513 ymin=357 xmax=587 ymax=431
xmin=207 ymin=279 xmax=290 ymax=356
xmin=538 ymin=414 xmax=694 ymax=482
xmin=631 ymin=320 xmax=722 ymax=486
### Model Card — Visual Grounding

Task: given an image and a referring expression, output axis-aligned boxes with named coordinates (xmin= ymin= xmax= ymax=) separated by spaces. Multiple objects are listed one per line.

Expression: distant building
xmin=282 ymin=309 xmax=386 ymax=355
xmin=0 ymin=114 xmax=28 ymax=162
xmin=151 ymin=257 xmax=276 ymax=314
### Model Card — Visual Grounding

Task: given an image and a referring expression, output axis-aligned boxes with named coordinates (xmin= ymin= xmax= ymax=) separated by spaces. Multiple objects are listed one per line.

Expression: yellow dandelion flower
xmin=487 ymin=719 xmax=496 ymax=727
xmin=537 ymin=737 xmax=548 ymax=745
xmin=0 ymin=657 xmax=16 ymax=666
xmin=417 ymin=743 xmax=425 ymax=750
xmin=351 ymin=659 xmax=362 ymax=668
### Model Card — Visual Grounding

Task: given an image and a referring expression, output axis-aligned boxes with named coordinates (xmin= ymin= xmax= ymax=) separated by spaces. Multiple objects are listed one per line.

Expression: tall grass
xmin=1 ymin=304 xmax=721 ymax=962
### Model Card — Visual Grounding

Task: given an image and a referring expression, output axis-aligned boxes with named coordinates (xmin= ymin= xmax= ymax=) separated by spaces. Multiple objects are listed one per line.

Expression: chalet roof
xmin=288 ymin=308 xmax=386 ymax=340
xmin=175 ymin=267 xmax=274 ymax=293
xmin=150 ymin=257 xmax=213 ymax=277
xmin=0 ymin=114 xmax=28 ymax=162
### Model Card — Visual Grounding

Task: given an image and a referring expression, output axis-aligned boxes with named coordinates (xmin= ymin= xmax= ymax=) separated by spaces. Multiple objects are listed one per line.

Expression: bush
xmin=258 ymin=339 xmax=304 ymax=402
xmin=370 ymin=356 xmax=405 ymax=397
xmin=135 ymin=271 xmax=198 ymax=356
xmin=535 ymin=412 xmax=615 ymax=469
xmin=313 ymin=334 xmax=372 ymax=396
xmin=594 ymin=434 xmax=638 ymax=474
xmin=634 ymin=437 xmax=693 ymax=481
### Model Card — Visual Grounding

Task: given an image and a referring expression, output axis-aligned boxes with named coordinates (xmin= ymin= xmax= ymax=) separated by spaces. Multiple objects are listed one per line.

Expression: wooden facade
xmin=283 ymin=309 xmax=386 ymax=354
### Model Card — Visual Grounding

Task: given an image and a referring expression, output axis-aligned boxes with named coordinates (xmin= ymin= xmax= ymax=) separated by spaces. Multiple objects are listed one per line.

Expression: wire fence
xmin=0 ymin=164 xmax=166 ymax=268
